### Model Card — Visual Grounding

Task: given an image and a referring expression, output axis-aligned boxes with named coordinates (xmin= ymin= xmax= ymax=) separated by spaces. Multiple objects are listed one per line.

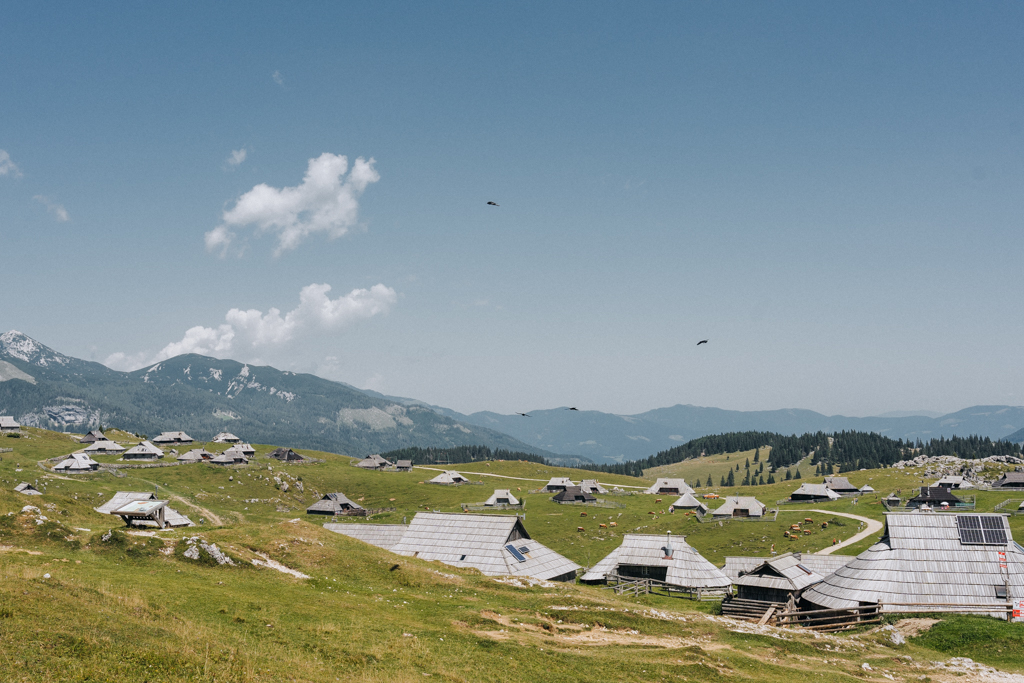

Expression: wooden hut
xmin=669 ymin=492 xmax=708 ymax=513
xmin=14 ymin=482 xmax=42 ymax=496
xmin=123 ymin=440 xmax=164 ymax=461
xmin=79 ymin=429 xmax=106 ymax=444
xmin=268 ymin=447 xmax=305 ymax=462
xmin=802 ymin=512 xmax=1024 ymax=618
xmin=355 ymin=453 xmax=393 ymax=470
xmin=723 ymin=553 xmax=855 ymax=582
xmin=395 ymin=460 xmax=413 ymax=472
xmin=789 ymin=483 xmax=840 ymax=502
xmin=728 ymin=553 xmax=825 ymax=614
xmin=823 ymin=477 xmax=859 ymax=495
xmin=209 ymin=450 xmax=247 ymax=465
xmin=0 ymin=416 xmax=21 ymax=433
xmin=212 ymin=432 xmax=240 ymax=443
xmin=581 ymin=533 xmax=731 ymax=595
xmin=152 ymin=431 xmax=194 ymax=445
xmin=643 ymin=478 xmax=693 ymax=495
xmin=992 ymin=471 xmax=1024 ymax=489
xmin=484 ymin=489 xmax=520 ymax=506
xmin=579 ymin=479 xmax=607 ymax=494
xmin=176 ymin=448 xmax=213 ymax=463
xmin=428 ymin=470 xmax=469 ymax=485
xmin=711 ymin=496 xmax=767 ymax=519
xmin=932 ymin=475 xmax=971 ymax=489
xmin=52 ymin=452 xmax=99 ymax=473
xmin=906 ymin=486 xmax=963 ymax=509
xmin=306 ymin=492 xmax=364 ymax=515
xmin=552 ymin=486 xmax=596 ymax=504
xmin=83 ymin=440 xmax=125 ymax=455
xmin=543 ymin=477 xmax=575 ymax=493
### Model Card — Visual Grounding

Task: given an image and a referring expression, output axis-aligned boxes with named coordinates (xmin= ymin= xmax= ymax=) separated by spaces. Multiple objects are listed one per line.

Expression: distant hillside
xmin=0 ymin=331 xmax=553 ymax=459
xmin=447 ymin=404 xmax=1024 ymax=464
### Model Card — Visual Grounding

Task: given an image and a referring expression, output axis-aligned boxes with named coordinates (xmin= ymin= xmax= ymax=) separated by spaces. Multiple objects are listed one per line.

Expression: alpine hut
xmin=727 ymin=553 xmax=825 ymax=613
xmin=579 ymin=479 xmax=608 ymax=494
xmin=209 ymin=450 xmax=247 ymax=465
xmin=306 ymin=492 xmax=364 ymax=516
xmin=802 ymin=512 xmax=1024 ymax=618
xmin=355 ymin=453 xmax=392 ymax=470
xmin=379 ymin=512 xmax=580 ymax=581
xmin=644 ymin=478 xmax=693 ymax=495
xmin=823 ymin=476 xmax=859 ymax=495
xmin=859 ymin=484 xmax=875 ymax=493
xmin=212 ymin=432 xmax=240 ymax=443
xmin=906 ymin=486 xmax=964 ymax=510
xmin=152 ymin=431 xmax=193 ymax=445
xmin=83 ymin=440 xmax=125 ymax=455
xmin=79 ymin=430 xmax=106 ymax=443
xmin=223 ymin=444 xmax=253 ymax=460
xmin=789 ymin=483 xmax=840 ymax=502
xmin=992 ymin=471 xmax=1024 ymax=489
xmin=932 ymin=475 xmax=972 ymax=489
xmin=177 ymin=448 xmax=214 ymax=463
xmin=552 ymin=486 xmax=596 ymax=504
xmin=52 ymin=452 xmax=99 ymax=473
xmin=669 ymin=492 xmax=709 ymax=514
xmin=95 ymin=492 xmax=193 ymax=528
xmin=484 ymin=489 xmax=520 ymax=506
xmin=580 ymin=533 xmax=731 ymax=595
xmin=123 ymin=440 xmax=164 ymax=461
xmin=428 ymin=470 xmax=469 ymax=485
xmin=711 ymin=496 xmax=767 ymax=519
xmin=396 ymin=460 xmax=413 ymax=472
xmin=14 ymin=482 xmax=42 ymax=495
xmin=268 ymin=447 xmax=305 ymax=462
xmin=543 ymin=477 xmax=575 ymax=493
xmin=0 ymin=416 xmax=21 ymax=433
xmin=723 ymin=553 xmax=855 ymax=582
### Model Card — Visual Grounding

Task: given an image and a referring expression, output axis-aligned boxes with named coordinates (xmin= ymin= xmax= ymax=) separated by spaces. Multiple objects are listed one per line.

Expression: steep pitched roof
xmin=670 ymin=492 xmax=708 ymax=512
xmin=823 ymin=476 xmax=858 ymax=492
xmin=733 ymin=553 xmax=824 ymax=592
xmin=152 ymin=431 xmax=193 ymax=443
xmin=723 ymin=554 xmax=855 ymax=580
xmin=428 ymin=471 xmax=469 ymax=485
xmin=268 ymin=447 xmax=305 ymax=461
xmin=908 ymin=486 xmax=962 ymax=505
xmin=324 ymin=523 xmax=409 ymax=551
xmin=544 ymin=477 xmax=575 ymax=490
xmin=388 ymin=512 xmax=580 ymax=581
xmin=14 ymin=482 xmax=41 ymax=495
xmin=123 ymin=441 xmax=163 ymax=458
xmin=307 ymin=492 xmax=363 ymax=514
xmin=79 ymin=430 xmax=105 ymax=443
xmin=790 ymin=483 xmax=840 ymax=500
xmin=484 ymin=489 xmax=520 ymax=506
xmin=177 ymin=448 xmax=213 ymax=462
xmin=53 ymin=452 xmax=99 ymax=471
xmin=0 ymin=416 xmax=20 ymax=429
xmin=552 ymin=486 xmax=596 ymax=503
xmin=212 ymin=432 xmax=240 ymax=443
xmin=802 ymin=513 xmax=1024 ymax=613
xmin=94 ymin=491 xmax=193 ymax=526
xmin=580 ymin=534 xmax=731 ymax=589
xmin=579 ymin=479 xmax=607 ymax=494
xmin=643 ymin=478 xmax=693 ymax=495
xmin=83 ymin=440 xmax=125 ymax=453
xmin=712 ymin=496 xmax=766 ymax=517
xmin=993 ymin=472 xmax=1024 ymax=487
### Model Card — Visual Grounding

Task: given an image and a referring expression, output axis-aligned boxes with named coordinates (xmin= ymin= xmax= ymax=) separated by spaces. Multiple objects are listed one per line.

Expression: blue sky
xmin=2 ymin=2 xmax=1023 ymax=417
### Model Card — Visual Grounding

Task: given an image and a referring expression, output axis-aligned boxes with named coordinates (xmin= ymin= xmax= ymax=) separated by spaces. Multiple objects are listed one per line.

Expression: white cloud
xmin=33 ymin=195 xmax=69 ymax=222
xmin=0 ymin=150 xmax=22 ymax=177
xmin=104 ymin=282 xmax=397 ymax=371
xmin=205 ymin=152 xmax=379 ymax=256
xmin=272 ymin=70 xmax=284 ymax=86
xmin=226 ymin=148 xmax=247 ymax=166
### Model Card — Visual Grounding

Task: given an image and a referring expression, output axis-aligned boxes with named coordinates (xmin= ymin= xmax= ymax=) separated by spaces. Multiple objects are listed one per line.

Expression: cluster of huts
xmin=354 ymin=453 xmax=412 ymax=471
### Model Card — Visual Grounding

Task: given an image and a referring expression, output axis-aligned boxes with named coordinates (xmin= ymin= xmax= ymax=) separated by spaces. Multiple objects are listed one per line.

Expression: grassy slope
xmin=0 ymin=428 xmax=1022 ymax=682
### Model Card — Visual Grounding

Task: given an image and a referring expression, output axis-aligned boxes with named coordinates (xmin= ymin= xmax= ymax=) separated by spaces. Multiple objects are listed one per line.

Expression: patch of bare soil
xmin=0 ymin=545 xmax=42 ymax=555
xmin=473 ymin=610 xmax=703 ymax=649
xmin=168 ymin=495 xmax=223 ymax=526
xmin=892 ymin=618 xmax=940 ymax=638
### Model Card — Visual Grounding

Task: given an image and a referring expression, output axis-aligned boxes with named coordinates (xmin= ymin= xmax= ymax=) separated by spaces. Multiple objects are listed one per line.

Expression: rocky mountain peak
xmin=0 ymin=331 xmax=72 ymax=368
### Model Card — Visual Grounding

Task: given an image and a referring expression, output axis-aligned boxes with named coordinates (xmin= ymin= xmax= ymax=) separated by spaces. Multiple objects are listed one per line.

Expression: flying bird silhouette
xmin=515 ymin=412 xmax=531 ymax=417
xmin=697 ymin=340 xmax=708 ymax=345
xmin=486 ymin=201 xmax=499 ymax=206
xmin=565 ymin=407 xmax=578 ymax=411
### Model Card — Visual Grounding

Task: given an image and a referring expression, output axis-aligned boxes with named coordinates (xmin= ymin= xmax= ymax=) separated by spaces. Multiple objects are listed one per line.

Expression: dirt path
xmin=412 ymin=466 xmax=647 ymax=489
xmin=783 ymin=508 xmax=884 ymax=554
xmin=167 ymin=495 xmax=224 ymax=527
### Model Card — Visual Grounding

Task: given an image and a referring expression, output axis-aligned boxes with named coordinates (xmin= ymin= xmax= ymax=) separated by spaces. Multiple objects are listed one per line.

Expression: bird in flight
xmin=565 ymin=407 xmax=578 ymax=411
xmin=487 ymin=201 xmax=499 ymax=206
xmin=697 ymin=339 xmax=708 ymax=345
xmin=515 ymin=412 xmax=531 ymax=417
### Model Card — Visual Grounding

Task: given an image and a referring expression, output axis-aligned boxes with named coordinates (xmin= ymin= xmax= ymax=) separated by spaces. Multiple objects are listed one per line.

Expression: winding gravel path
xmin=783 ymin=508 xmax=884 ymax=554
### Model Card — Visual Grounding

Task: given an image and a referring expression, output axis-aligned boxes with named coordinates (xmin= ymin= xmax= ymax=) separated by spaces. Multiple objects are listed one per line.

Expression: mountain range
xmin=0 ymin=331 xmax=554 ymax=459
xmin=3 ymin=330 xmax=1023 ymax=465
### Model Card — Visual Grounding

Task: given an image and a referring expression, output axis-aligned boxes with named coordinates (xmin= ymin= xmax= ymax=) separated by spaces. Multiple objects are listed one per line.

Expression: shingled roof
xmin=552 ymin=486 xmax=596 ymax=503
xmin=643 ymin=478 xmax=694 ymax=495
xmin=670 ymin=492 xmax=708 ymax=513
xmin=733 ymin=553 xmax=825 ymax=593
xmin=802 ymin=513 xmax=1024 ymax=615
xmin=123 ymin=441 xmax=163 ymax=459
xmin=723 ymin=553 xmax=856 ymax=580
xmin=52 ymin=452 xmax=99 ymax=472
xmin=823 ymin=476 xmax=859 ymax=493
xmin=83 ymin=440 xmax=125 ymax=454
xmin=428 ymin=470 xmax=469 ymax=485
xmin=306 ymin=492 xmax=364 ymax=515
xmin=95 ymin=492 xmax=193 ymax=527
xmin=790 ymin=483 xmax=840 ymax=501
xmin=484 ymin=489 xmax=520 ymax=506
xmin=579 ymin=479 xmax=607 ymax=494
xmin=580 ymin=533 xmax=731 ymax=590
xmin=325 ymin=523 xmax=410 ymax=550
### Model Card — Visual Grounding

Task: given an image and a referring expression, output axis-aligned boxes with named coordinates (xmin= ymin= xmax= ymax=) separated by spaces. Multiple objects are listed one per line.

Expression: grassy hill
xmin=1 ymin=427 xmax=1023 ymax=681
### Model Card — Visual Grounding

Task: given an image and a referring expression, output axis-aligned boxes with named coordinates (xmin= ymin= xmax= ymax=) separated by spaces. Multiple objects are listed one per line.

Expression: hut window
xmin=995 ymin=585 xmax=1008 ymax=599
xmin=459 ymin=555 xmax=466 ymax=561
xmin=505 ymin=544 xmax=527 ymax=562
xmin=796 ymin=564 xmax=813 ymax=575
xmin=957 ymin=516 xmax=1007 ymax=545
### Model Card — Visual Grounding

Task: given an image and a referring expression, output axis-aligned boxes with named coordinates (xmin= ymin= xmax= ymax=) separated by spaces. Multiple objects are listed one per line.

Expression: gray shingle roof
xmin=579 ymin=479 xmax=607 ymax=494
xmin=544 ymin=477 xmax=575 ymax=491
xmin=644 ymin=478 xmax=693 ymax=495
xmin=307 ymin=492 xmax=363 ymax=514
xmin=711 ymin=496 xmax=767 ymax=517
xmin=553 ymin=486 xmax=596 ymax=503
xmin=83 ymin=440 xmax=125 ymax=454
xmin=733 ymin=553 xmax=824 ymax=592
xmin=791 ymin=483 xmax=840 ymax=500
xmin=428 ymin=471 xmax=469 ymax=485
xmin=484 ymin=489 xmax=520 ymax=506
xmin=94 ymin=491 xmax=193 ymax=526
xmin=53 ymin=452 xmax=99 ymax=471
xmin=14 ymin=482 xmax=41 ymax=495
xmin=580 ymin=534 xmax=731 ymax=589
xmin=152 ymin=431 xmax=193 ymax=443
xmin=123 ymin=441 xmax=163 ymax=458
xmin=993 ymin=472 xmax=1024 ymax=487
xmin=723 ymin=553 xmax=855 ymax=580
xmin=324 ymin=523 xmax=409 ymax=550
xmin=670 ymin=493 xmax=708 ymax=512
xmin=0 ymin=416 xmax=20 ymax=429
xmin=213 ymin=432 xmax=240 ymax=443
xmin=802 ymin=513 xmax=1024 ymax=613
xmin=823 ymin=476 xmax=858 ymax=492
xmin=177 ymin=448 xmax=213 ymax=462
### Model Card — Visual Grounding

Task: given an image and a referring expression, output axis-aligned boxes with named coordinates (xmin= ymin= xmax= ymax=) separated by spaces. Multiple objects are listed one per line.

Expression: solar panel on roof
xmin=518 ymin=546 xmax=530 ymax=554
xmin=505 ymin=544 xmax=527 ymax=562
xmin=957 ymin=515 xmax=1007 ymax=545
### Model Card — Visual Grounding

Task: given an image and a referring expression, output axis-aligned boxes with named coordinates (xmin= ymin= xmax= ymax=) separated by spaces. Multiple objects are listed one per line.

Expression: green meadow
xmin=0 ymin=427 xmax=1022 ymax=682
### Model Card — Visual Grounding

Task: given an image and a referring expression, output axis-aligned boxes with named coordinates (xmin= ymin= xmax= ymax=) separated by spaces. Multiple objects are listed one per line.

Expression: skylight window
xmin=957 ymin=516 xmax=1008 ymax=545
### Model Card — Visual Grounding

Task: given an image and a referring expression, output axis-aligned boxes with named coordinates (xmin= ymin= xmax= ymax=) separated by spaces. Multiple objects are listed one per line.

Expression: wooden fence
xmin=775 ymin=603 xmax=881 ymax=632
xmin=599 ymin=574 xmax=728 ymax=601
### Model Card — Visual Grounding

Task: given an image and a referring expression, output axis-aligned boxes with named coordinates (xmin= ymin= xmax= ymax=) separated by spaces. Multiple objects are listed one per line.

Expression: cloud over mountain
xmin=104 ymin=282 xmax=397 ymax=371
xmin=205 ymin=152 xmax=379 ymax=256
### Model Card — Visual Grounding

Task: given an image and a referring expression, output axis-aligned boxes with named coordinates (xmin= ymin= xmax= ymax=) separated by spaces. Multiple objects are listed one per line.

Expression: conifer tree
xmin=706 ymin=474 xmax=713 ymax=487
xmin=753 ymin=448 xmax=760 ymax=463
xmin=741 ymin=471 xmax=750 ymax=486
xmin=745 ymin=458 xmax=750 ymax=469
xmin=727 ymin=469 xmax=735 ymax=487
xmin=758 ymin=475 xmax=765 ymax=486
xmin=720 ymin=475 xmax=726 ymax=487
xmin=785 ymin=469 xmax=792 ymax=481
xmin=768 ymin=473 xmax=775 ymax=484
xmin=794 ymin=469 xmax=802 ymax=479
